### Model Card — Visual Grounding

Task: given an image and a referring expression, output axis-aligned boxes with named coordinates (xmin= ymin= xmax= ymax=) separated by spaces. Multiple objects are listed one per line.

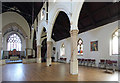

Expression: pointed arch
xmin=111 ymin=29 xmax=119 ymax=55
xmin=47 ymin=5 xmax=71 ymax=41
xmin=2 ymin=12 xmax=30 ymax=38
xmin=7 ymin=33 xmax=22 ymax=51
xmin=51 ymin=11 xmax=70 ymax=41
xmin=37 ymin=20 xmax=47 ymax=46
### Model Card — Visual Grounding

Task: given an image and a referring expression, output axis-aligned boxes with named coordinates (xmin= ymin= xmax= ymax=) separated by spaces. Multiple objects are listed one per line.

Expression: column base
xmin=22 ymin=59 xmax=36 ymax=64
xmin=70 ymin=60 xmax=78 ymax=75
xmin=37 ymin=58 xmax=41 ymax=63
xmin=46 ymin=58 xmax=51 ymax=66
xmin=0 ymin=60 xmax=6 ymax=65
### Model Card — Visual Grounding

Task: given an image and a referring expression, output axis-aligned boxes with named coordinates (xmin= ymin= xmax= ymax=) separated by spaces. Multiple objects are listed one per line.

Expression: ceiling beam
xmin=80 ymin=14 xmax=120 ymax=33
xmin=80 ymin=3 xmax=115 ymax=21
xmin=55 ymin=23 xmax=70 ymax=33
xmin=85 ymin=5 xmax=96 ymax=26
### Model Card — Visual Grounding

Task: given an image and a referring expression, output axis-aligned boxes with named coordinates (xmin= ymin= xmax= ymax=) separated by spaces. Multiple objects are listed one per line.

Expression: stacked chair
xmin=99 ymin=59 xmax=106 ymax=68
xmin=78 ymin=58 xmax=96 ymax=67
xmin=99 ymin=59 xmax=118 ymax=73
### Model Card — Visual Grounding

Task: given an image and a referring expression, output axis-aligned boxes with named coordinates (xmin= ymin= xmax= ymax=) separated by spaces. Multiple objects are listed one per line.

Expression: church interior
xmin=0 ymin=0 xmax=120 ymax=82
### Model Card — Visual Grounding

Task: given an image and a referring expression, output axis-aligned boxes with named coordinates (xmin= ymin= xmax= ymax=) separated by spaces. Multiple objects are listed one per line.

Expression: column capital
xmin=37 ymin=45 xmax=42 ymax=47
xmin=47 ymin=41 xmax=52 ymax=44
xmin=70 ymin=29 xmax=79 ymax=35
xmin=25 ymin=36 xmax=28 ymax=39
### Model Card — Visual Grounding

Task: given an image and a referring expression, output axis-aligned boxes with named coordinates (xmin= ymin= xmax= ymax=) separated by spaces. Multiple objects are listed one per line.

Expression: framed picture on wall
xmin=91 ymin=41 xmax=98 ymax=51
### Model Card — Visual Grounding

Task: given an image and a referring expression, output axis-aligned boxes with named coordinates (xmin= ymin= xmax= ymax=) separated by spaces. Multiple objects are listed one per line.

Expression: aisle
xmin=2 ymin=62 xmax=119 ymax=81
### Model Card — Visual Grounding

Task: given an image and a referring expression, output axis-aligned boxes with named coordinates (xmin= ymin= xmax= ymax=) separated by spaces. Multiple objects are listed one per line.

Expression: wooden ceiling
xmin=78 ymin=2 xmax=120 ymax=33
xmin=2 ymin=2 xmax=120 ymax=42
xmin=2 ymin=2 xmax=43 ymax=27
xmin=52 ymin=11 xmax=70 ymax=41
xmin=52 ymin=2 xmax=120 ymax=41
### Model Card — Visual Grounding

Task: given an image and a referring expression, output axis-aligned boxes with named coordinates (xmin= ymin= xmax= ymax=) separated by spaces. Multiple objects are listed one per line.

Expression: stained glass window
xmin=112 ymin=30 xmax=118 ymax=55
xmin=78 ymin=38 xmax=83 ymax=56
xmin=7 ymin=34 xmax=21 ymax=51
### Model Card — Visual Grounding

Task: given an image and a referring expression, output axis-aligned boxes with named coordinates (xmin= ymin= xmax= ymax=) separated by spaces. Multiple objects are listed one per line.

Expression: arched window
xmin=77 ymin=38 xmax=83 ymax=56
xmin=7 ymin=34 xmax=22 ymax=51
xmin=60 ymin=43 xmax=65 ymax=56
xmin=112 ymin=30 xmax=118 ymax=55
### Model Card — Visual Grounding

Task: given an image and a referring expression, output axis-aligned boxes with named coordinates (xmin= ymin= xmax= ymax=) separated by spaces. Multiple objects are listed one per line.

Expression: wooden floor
xmin=1 ymin=62 xmax=120 ymax=81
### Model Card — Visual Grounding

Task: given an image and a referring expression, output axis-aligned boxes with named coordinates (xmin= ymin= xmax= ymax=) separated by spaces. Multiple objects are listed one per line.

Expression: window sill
xmin=111 ymin=54 xmax=120 ymax=56
xmin=77 ymin=55 xmax=83 ymax=56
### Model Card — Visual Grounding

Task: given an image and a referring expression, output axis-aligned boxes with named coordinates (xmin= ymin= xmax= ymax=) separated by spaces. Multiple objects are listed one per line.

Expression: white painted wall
xmin=54 ymin=21 xmax=120 ymax=66
xmin=1 ymin=12 xmax=32 ymax=49
xmin=2 ymin=12 xmax=30 ymax=38
xmin=55 ymin=38 xmax=71 ymax=63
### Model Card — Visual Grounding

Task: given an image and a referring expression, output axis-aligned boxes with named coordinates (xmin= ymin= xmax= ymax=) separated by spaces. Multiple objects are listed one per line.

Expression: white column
xmin=118 ymin=29 xmax=120 ymax=70
xmin=0 ymin=34 xmax=2 ymax=59
xmin=0 ymin=32 xmax=6 ymax=65
xmin=46 ymin=41 xmax=52 ymax=66
xmin=70 ymin=29 xmax=79 ymax=75
xmin=37 ymin=45 xmax=41 ymax=63
xmin=25 ymin=48 xmax=28 ymax=59
xmin=25 ymin=37 xmax=28 ymax=59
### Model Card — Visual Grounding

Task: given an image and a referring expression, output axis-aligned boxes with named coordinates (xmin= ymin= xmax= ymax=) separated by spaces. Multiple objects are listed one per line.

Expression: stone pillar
xmin=70 ymin=29 xmax=79 ymax=75
xmin=0 ymin=33 xmax=5 ymax=65
xmin=37 ymin=45 xmax=41 ymax=63
xmin=0 ymin=47 xmax=1 ymax=60
xmin=25 ymin=37 xmax=28 ymax=59
xmin=46 ymin=41 xmax=52 ymax=66
xmin=0 ymin=34 xmax=2 ymax=60
xmin=25 ymin=48 xmax=28 ymax=59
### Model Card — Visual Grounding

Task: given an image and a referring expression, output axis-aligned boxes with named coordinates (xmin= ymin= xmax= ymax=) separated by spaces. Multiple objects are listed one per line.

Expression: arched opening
xmin=51 ymin=11 xmax=70 ymax=41
xmin=7 ymin=33 xmax=22 ymax=51
xmin=51 ymin=11 xmax=70 ymax=62
xmin=41 ymin=27 xmax=47 ymax=62
xmin=60 ymin=43 xmax=65 ymax=56
xmin=2 ymin=24 xmax=27 ymax=63
xmin=2 ymin=32 xmax=26 ymax=63
xmin=112 ymin=29 xmax=119 ymax=55
xmin=33 ymin=30 xmax=37 ymax=58
xmin=77 ymin=38 xmax=83 ymax=56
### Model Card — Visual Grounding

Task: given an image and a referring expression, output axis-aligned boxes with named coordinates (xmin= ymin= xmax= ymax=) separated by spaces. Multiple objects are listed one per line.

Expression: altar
xmin=10 ymin=56 xmax=19 ymax=61
xmin=8 ymin=49 xmax=20 ymax=60
xmin=2 ymin=49 xmax=25 ymax=60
